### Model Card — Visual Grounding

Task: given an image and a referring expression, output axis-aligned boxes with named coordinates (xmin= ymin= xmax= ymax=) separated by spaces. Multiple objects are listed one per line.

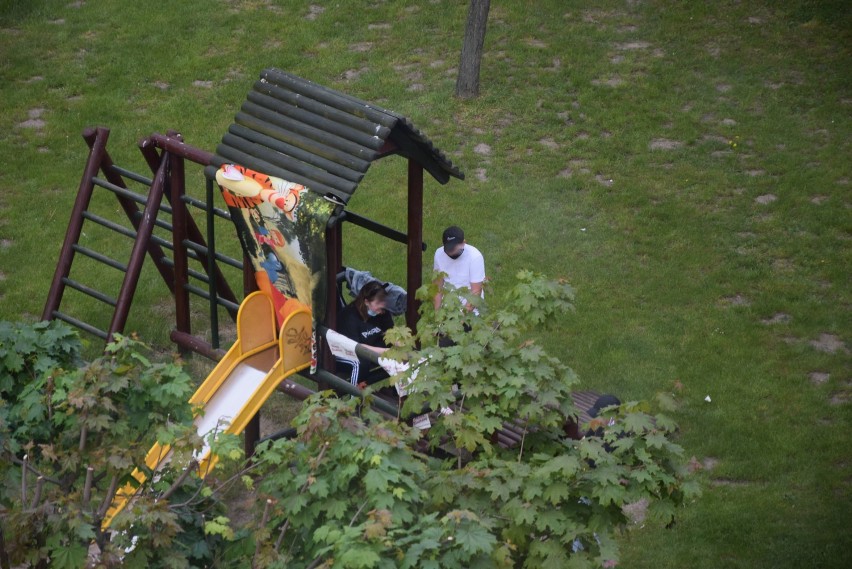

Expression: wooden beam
xmin=406 ymin=159 xmax=424 ymax=331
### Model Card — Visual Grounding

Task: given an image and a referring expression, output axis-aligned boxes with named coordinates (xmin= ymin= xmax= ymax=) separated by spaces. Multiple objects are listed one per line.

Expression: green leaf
xmin=542 ymin=481 xmax=572 ymax=505
xmin=454 ymin=521 xmax=496 ymax=555
xmin=645 ymin=432 xmax=669 ymax=449
xmin=623 ymin=412 xmax=655 ymax=433
xmin=50 ymin=543 xmax=88 ymax=569
xmin=338 ymin=546 xmax=381 ymax=568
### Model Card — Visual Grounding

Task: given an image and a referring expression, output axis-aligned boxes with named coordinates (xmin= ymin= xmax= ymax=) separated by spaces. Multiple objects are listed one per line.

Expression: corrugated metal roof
xmin=207 ymin=68 xmax=464 ymax=204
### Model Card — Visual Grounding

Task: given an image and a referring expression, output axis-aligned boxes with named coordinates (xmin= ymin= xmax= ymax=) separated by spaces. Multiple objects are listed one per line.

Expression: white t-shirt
xmin=433 ymin=244 xmax=486 ymax=305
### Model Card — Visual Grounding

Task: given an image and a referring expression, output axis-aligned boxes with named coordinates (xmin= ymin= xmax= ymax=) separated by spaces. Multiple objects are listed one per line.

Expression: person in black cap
xmin=432 ymin=225 xmax=486 ymax=312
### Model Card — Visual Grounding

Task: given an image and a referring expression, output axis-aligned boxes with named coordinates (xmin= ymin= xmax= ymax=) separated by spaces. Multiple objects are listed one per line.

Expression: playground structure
xmin=41 ymin=70 xmax=603 ymax=527
xmin=42 ymin=69 xmax=465 ymax=464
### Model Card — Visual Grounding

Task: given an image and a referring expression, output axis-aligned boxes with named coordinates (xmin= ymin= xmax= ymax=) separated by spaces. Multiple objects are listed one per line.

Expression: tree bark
xmin=455 ymin=0 xmax=490 ymax=99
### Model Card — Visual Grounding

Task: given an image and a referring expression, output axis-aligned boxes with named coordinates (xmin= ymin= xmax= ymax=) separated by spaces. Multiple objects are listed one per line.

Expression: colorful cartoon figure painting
xmin=215 ymin=164 xmax=336 ymax=332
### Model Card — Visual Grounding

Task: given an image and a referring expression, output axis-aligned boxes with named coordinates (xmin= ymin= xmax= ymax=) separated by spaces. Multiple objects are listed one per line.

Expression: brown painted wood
xmin=42 ymin=127 xmax=109 ymax=321
xmin=138 ymin=136 xmax=239 ymax=312
xmin=107 ymin=154 xmax=169 ymax=340
xmin=170 ymin=153 xmax=191 ymax=344
xmin=406 ymin=159 xmax=424 ymax=331
xmin=169 ymin=330 xmax=226 ymax=361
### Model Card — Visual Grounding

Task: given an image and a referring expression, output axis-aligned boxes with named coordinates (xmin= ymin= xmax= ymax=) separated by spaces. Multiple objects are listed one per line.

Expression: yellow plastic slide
xmin=102 ymin=291 xmax=312 ymax=528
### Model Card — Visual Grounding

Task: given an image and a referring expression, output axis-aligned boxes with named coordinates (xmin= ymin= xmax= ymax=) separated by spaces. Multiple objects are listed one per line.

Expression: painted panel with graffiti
xmin=215 ymin=164 xmax=335 ymax=331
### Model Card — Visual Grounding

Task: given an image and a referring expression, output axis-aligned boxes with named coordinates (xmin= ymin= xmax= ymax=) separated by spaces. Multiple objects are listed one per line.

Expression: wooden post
xmin=138 ymin=136 xmax=240 ymax=316
xmin=243 ymin=255 xmax=260 ymax=459
xmin=170 ymin=151 xmax=191 ymax=348
xmin=107 ymin=153 xmax=170 ymax=340
xmin=406 ymin=159 xmax=424 ymax=331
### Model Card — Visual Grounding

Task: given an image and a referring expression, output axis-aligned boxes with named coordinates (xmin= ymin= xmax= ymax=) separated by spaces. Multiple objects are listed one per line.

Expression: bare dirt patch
xmin=808 ymin=372 xmax=830 ymax=385
xmin=474 ymin=168 xmax=488 ymax=182
xmin=341 ymin=67 xmax=368 ymax=82
xmin=649 ymin=138 xmax=683 ymax=150
xmin=615 ymin=41 xmax=650 ymax=50
xmin=810 ymin=195 xmax=829 ymax=205
xmin=829 ymin=391 xmax=850 ymax=406
xmin=761 ymin=313 xmax=791 ymax=325
xmin=305 ymin=4 xmax=325 ymax=20
xmin=193 ymin=80 xmax=214 ymax=88
xmin=809 ymin=333 xmax=848 ymax=354
xmin=622 ymin=498 xmax=648 ymax=524
xmin=754 ymin=193 xmax=776 ymax=204
xmin=538 ymin=137 xmax=559 ymax=150
xmin=473 ymin=143 xmax=491 ymax=156
xmin=721 ymin=294 xmax=750 ymax=307
xmin=349 ymin=42 xmax=373 ymax=53
xmin=592 ymin=76 xmax=624 ymax=87
xmin=595 ymin=174 xmax=614 ymax=187
xmin=18 ymin=108 xmax=46 ymax=129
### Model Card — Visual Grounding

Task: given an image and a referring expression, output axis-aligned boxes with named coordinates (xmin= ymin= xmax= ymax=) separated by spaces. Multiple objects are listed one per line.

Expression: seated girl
xmin=337 ymin=280 xmax=394 ymax=388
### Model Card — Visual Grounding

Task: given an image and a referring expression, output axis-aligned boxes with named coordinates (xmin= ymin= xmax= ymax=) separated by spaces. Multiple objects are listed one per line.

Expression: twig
xmin=78 ymin=425 xmax=88 ymax=454
xmin=82 ymin=466 xmax=94 ymax=509
xmin=96 ymin=475 xmax=119 ymax=519
xmin=517 ymin=424 xmax=528 ymax=463
xmin=168 ymin=458 xmax=264 ymax=510
xmin=253 ymin=499 xmax=274 ymax=563
xmin=8 ymin=455 xmax=62 ymax=487
xmin=29 ymin=477 xmax=44 ymax=509
xmin=348 ymin=499 xmax=370 ymax=528
xmin=274 ymin=519 xmax=290 ymax=552
xmin=21 ymin=455 xmax=27 ymax=504
xmin=160 ymin=460 xmax=198 ymax=502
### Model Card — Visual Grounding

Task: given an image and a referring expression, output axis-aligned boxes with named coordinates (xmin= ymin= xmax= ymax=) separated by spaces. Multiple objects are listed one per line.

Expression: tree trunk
xmin=455 ymin=0 xmax=490 ymax=99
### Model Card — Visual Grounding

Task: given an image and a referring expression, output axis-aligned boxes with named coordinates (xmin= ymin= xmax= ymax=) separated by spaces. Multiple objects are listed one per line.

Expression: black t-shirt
xmin=336 ymin=304 xmax=394 ymax=384
xmin=338 ymin=303 xmax=393 ymax=348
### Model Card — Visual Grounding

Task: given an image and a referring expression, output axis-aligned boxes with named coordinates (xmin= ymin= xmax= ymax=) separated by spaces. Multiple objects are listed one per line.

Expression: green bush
xmin=213 ymin=273 xmax=699 ymax=568
xmin=0 ymin=325 xmax=226 ymax=568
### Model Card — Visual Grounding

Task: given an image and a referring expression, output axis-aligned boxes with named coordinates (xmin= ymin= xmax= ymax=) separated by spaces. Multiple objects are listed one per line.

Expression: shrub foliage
xmin=0 ymin=273 xmax=699 ymax=568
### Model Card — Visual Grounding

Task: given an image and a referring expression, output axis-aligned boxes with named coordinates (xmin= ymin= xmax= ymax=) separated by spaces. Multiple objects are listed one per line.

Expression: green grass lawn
xmin=1 ymin=1 xmax=849 ymax=567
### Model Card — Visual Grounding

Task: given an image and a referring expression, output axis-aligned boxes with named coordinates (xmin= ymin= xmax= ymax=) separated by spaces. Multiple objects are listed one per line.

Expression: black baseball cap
xmin=442 ymin=226 xmax=465 ymax=254
xmin=588 ymin=394 xmax=621 ymax=418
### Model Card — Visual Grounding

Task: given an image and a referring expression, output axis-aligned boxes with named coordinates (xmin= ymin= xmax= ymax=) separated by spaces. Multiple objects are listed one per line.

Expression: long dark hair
xmin=354 ymin=280 xmax=387 ymax=320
